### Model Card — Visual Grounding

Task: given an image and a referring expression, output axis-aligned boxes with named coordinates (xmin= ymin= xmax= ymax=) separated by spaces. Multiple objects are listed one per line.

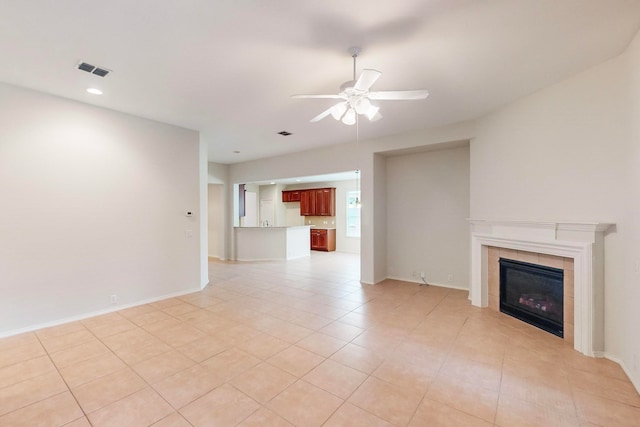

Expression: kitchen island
xmin=234 ymin=226 xmax=310 ymax=261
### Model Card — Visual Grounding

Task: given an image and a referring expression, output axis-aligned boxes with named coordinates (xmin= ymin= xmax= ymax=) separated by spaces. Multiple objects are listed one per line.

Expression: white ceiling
xmin=1 ymin=1 xmax=639 ymax=164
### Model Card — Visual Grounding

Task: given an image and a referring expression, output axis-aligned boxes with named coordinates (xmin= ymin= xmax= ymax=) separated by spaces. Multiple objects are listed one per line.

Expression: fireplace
xmin=469 ymin=219 xmax=612 ymax=357
xmin=499 ymin=258 xmax=564 ymax=338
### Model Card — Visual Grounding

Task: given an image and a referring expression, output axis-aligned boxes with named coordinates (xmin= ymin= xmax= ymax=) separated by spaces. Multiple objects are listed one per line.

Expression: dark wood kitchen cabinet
xmin=299 ymin=188 xmax=335 ymax=216
xmin=310 ymin=228 xmax=336 ymax=251
xmin=299 ymin=190 xmax=315 ymax=215
xmin=282 ymin=190 xmax=301 ymax=202
xmin=314 ymin=188 xmax=335 ymax=216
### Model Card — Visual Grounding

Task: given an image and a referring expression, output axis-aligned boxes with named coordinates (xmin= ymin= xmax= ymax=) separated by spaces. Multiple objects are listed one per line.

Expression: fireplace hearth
xmin=500 ymin=258 xmax=564 ymax=338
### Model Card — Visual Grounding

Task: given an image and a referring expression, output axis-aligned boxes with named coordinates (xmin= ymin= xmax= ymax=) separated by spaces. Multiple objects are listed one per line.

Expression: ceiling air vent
xmin=92 ymin=67 xmax=109 ymax=77
xmin=77 ymin=61 xmax=111 ymax=77
xmin=78 ymin=62 xmax=95 ymax=73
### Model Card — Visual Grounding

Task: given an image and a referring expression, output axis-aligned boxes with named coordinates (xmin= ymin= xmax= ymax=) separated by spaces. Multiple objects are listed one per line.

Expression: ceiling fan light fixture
xmin=354 ymin=97 xmax=371 ymax=114
xmin=331 ymin=102 xmax=347 ymax=120
xmin=365 ymin=104 xmax=380 ymax=121
xmin=370 ymin=111 xmax=383 ymax=122
xmin=342 ymin=108 xmax=356 ymax=125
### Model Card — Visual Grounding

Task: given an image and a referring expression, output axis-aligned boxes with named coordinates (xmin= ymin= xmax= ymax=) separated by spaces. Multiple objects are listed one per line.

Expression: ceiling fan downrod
xmin=349 ymin=47 xmax=361 ymax=81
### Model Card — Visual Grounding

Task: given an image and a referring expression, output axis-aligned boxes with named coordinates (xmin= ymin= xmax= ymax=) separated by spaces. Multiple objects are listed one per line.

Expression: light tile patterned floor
xmin=0 ymin=252 xmax=639 ymax=426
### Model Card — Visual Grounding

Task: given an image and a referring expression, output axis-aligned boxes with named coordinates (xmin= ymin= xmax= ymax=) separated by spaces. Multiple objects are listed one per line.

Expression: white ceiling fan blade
xmin=353 ymin=69 xmax=382 ymax=91
xmin=291 ymin=94 xmax=346 ymax=99
xmin=368 ymin=90 xmax=429 ymax=100
xmin=330 ymin=102 xmax=348 ymax=120
xmin=310 ymin=103 xmax=342 ymax=122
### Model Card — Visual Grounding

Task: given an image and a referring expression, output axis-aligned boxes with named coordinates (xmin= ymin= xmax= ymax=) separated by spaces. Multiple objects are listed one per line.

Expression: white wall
xmin=621 ymin=29 xmax=640 ymax=391
xmin=207 ymin=184 xmax=224 ymax=258
xmin=371 ymin=154 xmax=388 ymax=283
xmin=274 ymin=184 xmax=289 ymax=227
xmin=283 ymin=204 xmax=305 ymax=227
xmin=0 ymin=83 xmax=202 ymax=336
xmin=386 ymin=145 xmax=470 ymax=288
xmin=198 ymin=140 xmax=208 ymax=288
xmin=470 ymin=29 xmax=640 ymax=388
xmin=258 ymin=184 xmax=277 ymax=226
xmin=470 ymin=64 xmax=627 ymax=222
xmin=207 ymin=162 xmax=230 ymax=260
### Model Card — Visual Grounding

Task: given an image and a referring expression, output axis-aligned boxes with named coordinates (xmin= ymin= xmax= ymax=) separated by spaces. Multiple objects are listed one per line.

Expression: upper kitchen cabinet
xmin=299 ymin=189 xmax=316 ymax=216
xmin=282 ymin=190 xmax=301 ymax=202
xmin=299 ymin=188 xmax=335 ymax=216
xmin=314 ymin=188 xmax=335 ymax=216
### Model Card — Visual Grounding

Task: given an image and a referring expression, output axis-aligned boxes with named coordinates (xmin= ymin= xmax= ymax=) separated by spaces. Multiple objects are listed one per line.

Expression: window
xmin=346 ymin=191 xmax=361 ymax=237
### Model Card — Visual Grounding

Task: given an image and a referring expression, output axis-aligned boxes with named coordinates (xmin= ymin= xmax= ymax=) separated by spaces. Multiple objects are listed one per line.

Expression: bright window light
xmin=346 ymin=190 xmax=361 ymax=237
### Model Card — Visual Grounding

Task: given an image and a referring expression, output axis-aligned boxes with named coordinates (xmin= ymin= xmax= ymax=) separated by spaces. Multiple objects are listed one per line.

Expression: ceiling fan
xmin=292 ymin=47 xmax=429 ymax=125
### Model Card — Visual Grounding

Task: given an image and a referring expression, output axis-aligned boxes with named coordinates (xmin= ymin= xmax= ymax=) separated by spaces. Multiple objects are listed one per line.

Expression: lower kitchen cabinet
xmin=310 ymin=228 xmax=336 ymax=252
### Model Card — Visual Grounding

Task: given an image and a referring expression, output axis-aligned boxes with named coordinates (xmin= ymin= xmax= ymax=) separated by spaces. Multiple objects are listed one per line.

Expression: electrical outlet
xmin=185 ymin=229 xmax=193 ymax=238
xmin=110 ymin=294 xmax=118 ymax=305
xmin=448 ymin=274 xmax=454 ymax=282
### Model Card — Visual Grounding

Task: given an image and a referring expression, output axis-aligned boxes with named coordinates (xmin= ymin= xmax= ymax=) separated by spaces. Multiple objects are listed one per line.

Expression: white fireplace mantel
xmin=468 ymin=219 xmax=613 ymax=356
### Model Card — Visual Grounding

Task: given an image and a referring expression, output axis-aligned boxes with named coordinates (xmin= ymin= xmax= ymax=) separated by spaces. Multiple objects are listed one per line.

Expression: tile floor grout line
xmin=493 ymin=331 xmax=507 ymax=426
xmin=403 ymin=287 xmax=459 ymax=427
xmin=72 ymin=310 xmax=200 ymax=424
xmin=30 ymin=330 xmax=93 ymax=424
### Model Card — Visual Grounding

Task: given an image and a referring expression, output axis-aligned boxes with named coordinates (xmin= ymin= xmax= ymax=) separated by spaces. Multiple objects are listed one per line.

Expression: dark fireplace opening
xmin=499 ymin=258 xmax=564 ymax=338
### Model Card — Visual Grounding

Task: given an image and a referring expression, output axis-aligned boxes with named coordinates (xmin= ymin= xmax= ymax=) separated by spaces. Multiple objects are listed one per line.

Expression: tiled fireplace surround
xmin=469 ymin=220 xmax=612 ymax=357
xmin=486 ymin=247 xmax=575 ymax=345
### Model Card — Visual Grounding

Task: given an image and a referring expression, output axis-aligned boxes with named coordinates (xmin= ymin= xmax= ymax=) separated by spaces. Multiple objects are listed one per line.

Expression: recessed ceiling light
xmin=270 ymin=182 xmax=275 ymax=185
xmin=296 ymin=179 xmax=301 ymax=182
xmin=86 ymin=88 xmax=103 ymax=95
xmin=233 ymin=150 xmax=241 ymax=154
xmin=277 ymin=131 xmax=292 ymax=136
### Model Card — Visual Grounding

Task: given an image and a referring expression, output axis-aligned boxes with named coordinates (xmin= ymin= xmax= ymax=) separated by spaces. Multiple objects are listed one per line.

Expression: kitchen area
xmin=283 ymin=187 xmax=337 ymax=252
xmin=233 ymin=173 xmax=360 ymax=261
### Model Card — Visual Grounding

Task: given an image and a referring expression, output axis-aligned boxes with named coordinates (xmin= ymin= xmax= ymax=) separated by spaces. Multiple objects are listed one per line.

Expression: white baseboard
xmin=0 ymin=286 xmax=201 ymax=339
xmin=600 ymin=352 xmax=640 ymax=395
xmin=386 ymin=275 xmax=470 ymax=291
